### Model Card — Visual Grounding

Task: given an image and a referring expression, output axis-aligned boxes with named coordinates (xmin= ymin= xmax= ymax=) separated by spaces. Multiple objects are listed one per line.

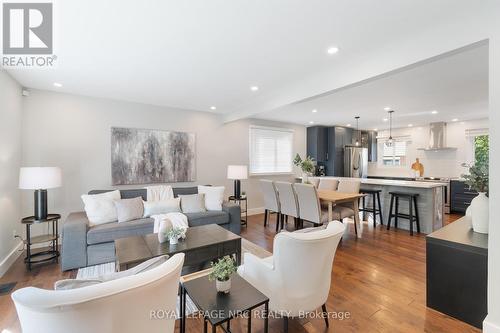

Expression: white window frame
xmin=249 ymin=125 xmax=294 ymax=176
xmin=378 ymin=138 xmax=410 ymax=167
xmin=465 ymin=128 xmax=489 ymax=165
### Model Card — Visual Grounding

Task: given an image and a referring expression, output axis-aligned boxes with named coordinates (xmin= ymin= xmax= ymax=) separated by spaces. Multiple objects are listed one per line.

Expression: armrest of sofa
xmin=222 ymin=202 xmax=241 ymax=235
xmin=61 ymin=212 xmax=89 ymax=271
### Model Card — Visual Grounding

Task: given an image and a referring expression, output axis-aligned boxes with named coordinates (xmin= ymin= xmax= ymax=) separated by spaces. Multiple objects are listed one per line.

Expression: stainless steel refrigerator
xmin=344 ymin=146 xmax=368 ymax=178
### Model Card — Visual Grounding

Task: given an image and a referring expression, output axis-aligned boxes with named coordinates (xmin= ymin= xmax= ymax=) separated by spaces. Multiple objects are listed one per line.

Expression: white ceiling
xmin=5 ymin=0 xmax=491 ymax=121
xmin=255 ymin=43 xmax=489 ymax=129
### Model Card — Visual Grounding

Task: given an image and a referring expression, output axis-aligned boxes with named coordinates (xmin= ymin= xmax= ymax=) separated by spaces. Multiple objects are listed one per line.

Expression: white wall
xmin=368 ymin=118 xmax=488 ymax=178
xmin=485 ymin=23 xmax=500 ymax=333
xmin=0 ymin=70 xmax=23 ymax=276
xmin=20 ymin=90 xmax=306 ymax=225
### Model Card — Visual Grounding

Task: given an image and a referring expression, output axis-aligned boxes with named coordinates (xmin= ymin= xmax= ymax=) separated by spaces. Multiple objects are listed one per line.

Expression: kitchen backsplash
xmin=368 ymin=118 xmax=488 ymax=178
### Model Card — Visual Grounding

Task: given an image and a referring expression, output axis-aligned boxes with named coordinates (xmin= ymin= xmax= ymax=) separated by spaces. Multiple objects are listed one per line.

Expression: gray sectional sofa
xmin=61 ymin=187 xmax=241 ymax=271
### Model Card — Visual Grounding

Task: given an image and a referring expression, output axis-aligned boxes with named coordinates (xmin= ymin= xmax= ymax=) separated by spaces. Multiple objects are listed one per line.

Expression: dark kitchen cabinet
xmin=307 ymin=126 xmax=356 ymax=176
xmin=450 ymin=180 xmax=478 ymax=213
xmin=306 ymin=126 xmax=328 ymax=162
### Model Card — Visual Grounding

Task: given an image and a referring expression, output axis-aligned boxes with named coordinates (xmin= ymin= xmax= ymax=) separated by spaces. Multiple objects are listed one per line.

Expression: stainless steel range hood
xmin=417 ymin=122 xmax=457 ymax=151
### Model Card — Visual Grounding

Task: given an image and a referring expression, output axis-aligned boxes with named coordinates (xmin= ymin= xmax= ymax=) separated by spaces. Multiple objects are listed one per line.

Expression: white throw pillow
xmin=81 ymin=190 xmax=121 ymax=226
xmin=198 ymin=185 xmax=225 ymax=211
xmin=143 ymin=198 xmax=181 ymax=217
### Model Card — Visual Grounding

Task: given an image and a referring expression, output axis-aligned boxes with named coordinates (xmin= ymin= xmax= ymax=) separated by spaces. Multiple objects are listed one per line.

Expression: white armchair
xmin=11 ymin=253 xmax=185 ymax=333
xmin=238 ymin=221 xmax=345 ymax=331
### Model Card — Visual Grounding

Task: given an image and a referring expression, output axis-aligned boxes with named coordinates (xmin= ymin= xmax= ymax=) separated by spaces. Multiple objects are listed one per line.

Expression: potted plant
xmin=166 ymin=227 xmax=184 ymax=245
xmin=208 ymin=255 xmax=238 ymax=293
xmin=293 ymin=154 xmax=315 ymax=183
xmin=461 ymin=162 xmax=489 ymax=234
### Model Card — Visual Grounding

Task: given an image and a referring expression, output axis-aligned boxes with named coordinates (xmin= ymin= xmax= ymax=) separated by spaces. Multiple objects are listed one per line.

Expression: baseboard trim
xmin=247 ymin=207 xmax=264 ymax=216
xmin=0 ymin=241 xmax=23 ymax=278
xmin=484 ymin=316 xmax=500 ymax=333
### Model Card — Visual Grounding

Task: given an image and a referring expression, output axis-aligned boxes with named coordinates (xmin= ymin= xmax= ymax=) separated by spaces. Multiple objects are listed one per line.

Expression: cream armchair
xmin=238 ymin=221 xmax=345 ymax=332
xmin=12 ymin=253 xmax=185 ymax=333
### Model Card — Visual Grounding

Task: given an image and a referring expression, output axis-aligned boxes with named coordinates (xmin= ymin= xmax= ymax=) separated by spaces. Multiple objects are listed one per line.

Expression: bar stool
xmin=387 ymin=192 xmax=420 ymax=236
xmin=359 ymin=189 xmax=383 ymax=227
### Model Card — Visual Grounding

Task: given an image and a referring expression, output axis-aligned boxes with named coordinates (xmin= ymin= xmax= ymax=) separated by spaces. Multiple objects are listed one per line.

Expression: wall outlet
xmin=13 ymin=230 xmax=18 ymax=239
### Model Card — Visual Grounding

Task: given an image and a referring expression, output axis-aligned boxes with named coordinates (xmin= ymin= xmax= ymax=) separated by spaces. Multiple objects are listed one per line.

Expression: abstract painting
xmin=111 ymin=127 xmax=196 ymax=185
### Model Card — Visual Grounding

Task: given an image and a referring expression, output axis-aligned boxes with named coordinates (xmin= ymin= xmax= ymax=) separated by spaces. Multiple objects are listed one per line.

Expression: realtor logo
xmin=3 ymin=2 xmax=53 ymax=54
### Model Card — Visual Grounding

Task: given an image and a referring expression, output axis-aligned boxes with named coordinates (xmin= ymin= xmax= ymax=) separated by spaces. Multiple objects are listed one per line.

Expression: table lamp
xmin=19 ymin=167 xmax=62 ymax=220
xmin=227 ymin=165 xmax=248 ymax=199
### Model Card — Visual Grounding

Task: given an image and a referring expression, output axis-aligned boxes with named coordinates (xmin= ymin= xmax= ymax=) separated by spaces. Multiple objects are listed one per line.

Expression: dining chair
xmin=275 ymin=182 xmax=300 ymax=232
xmin=332 ymin=179 xmax=361 ymax=232
xmin=293 ymin=183 xmax=330 ymax=228
xmin=318 ymin=178 xmax=339 ymax=191
xmin=308 ymin=178 xmax=320 ymax=188
xmin=260 ymin=179 xmax=281 ymax=228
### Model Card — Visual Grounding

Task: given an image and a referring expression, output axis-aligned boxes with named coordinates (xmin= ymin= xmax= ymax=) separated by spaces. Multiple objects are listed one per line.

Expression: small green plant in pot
xmin=461 ymin=162 xmax=489 ymax=234
xmin=166 ymin=227 xmax=185 ymax=245
xmin=293 ymin=154 xmax=315 ymax=183
xmin=208 ymin=255 xmax=238 ymax=293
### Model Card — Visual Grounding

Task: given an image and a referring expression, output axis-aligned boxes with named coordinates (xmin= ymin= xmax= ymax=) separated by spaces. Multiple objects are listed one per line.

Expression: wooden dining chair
xmin=259 ymin=179 xmax=281 ymax=228
xmin=274 ymin=182 xmax=300 ymax=232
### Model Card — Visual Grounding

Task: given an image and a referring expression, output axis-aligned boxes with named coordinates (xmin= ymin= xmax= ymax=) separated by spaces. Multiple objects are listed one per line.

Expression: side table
xmin=21 ymin=214 xmax=61 ymax=270
xmin=228 ymin=195 xmax=248 ymax=227
xmin=180 ymin=274 xmax=269 ymax=333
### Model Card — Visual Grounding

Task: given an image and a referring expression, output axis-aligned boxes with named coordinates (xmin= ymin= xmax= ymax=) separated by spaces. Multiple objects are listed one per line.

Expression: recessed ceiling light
xmin=250 ymin=86 xmax=259 ymax=92
xmin=210 ymin=106 xmax=216 ymax=110
xmin=384 ymin=107 xmax=391 ymax=111
xmin=346 ymin=124 xmax=352 ymax=127
xmin=383 ymin=118 xmax=388 ymax=122
xmin=53 ymin=82 xmax=62 ymax=87
xmin=312 ymin=109 xmax=318 ymax=113
xmin=431 ymin=110 xmax=438 ymax=114
xmin=373 ymin=128 xmax=378 ymax=131
xmin=408 ymin=124 xmax=413 ymax=127
xmin=327 ymin=46 xmax=339 ymax=55
xmin=452 ymin=118 xmax=459 ymax=122
xmin=309 ymin=121 xmax=314 ymax=125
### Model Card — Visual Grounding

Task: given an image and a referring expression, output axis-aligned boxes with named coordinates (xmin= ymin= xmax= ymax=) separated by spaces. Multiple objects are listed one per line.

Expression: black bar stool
xmin=387 ymin=192 xmax=420 ymax=236
xmin=359 ymin=189 xmax=383 ymax=227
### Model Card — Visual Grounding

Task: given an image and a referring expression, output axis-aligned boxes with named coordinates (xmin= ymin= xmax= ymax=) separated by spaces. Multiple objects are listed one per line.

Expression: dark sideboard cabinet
xmin=450 ymin=180 xmax=478 ymax=213
xmin=307 ymin=126 xmax=377 ymax=176
xmin=426 ymin=216 xmax=487 ymax=328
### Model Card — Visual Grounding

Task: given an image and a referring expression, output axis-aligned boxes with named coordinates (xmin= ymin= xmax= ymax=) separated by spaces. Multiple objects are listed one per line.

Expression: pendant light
xmin=387 ymin=110 xmax=395 ymax=147
xmin=355 ymin=116 xmax=360 ymax=146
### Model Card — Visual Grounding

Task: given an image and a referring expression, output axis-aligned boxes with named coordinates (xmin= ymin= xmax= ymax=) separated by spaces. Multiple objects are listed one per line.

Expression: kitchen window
xmin=249 ymin=126 xmax=293 ymax=175
xmin=381 ymin=140 xmax=407 ymax=166
xmin=465 ymin=128 xmax=489 ymax=165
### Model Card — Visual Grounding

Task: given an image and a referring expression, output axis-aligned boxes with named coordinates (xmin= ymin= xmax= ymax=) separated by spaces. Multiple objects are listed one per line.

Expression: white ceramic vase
xmin=470 ymin=192 xmax=489 ymax=234
xmin=157 ymin=219 xmax=172 ymax=243
xmin=216 ymin=278 xmax=231 ymax=293
xmin=169 ymin=236 xmax=178 ymax=245
xmin=302 ymin=173 xmax=309 ymax=184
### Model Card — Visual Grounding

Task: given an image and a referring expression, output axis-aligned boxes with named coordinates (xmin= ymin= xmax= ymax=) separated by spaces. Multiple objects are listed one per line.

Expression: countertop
xmin=308 ymin=176 xmax=446 ymax=189
xmin=427 ymin=216 xmax=488 ymax=253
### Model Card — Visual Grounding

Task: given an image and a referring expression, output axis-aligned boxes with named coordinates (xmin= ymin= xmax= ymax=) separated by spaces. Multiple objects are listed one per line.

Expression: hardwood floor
xmin=0 ymin=213 xmax=480 ymax=333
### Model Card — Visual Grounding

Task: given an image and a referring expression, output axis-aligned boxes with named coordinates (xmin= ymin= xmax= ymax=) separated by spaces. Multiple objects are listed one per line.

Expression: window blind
xmin=249 ymin=126 xmax=293 ymax=174
xmin=383 ymin=141 xmax=407 ymax=157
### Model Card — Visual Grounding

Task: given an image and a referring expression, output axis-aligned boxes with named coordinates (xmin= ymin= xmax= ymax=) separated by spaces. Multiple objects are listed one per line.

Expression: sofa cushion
xmin=87 ymin=218 xmax=154 ymax=245
xmin=184 ymin=211 xmax=229 ymax=227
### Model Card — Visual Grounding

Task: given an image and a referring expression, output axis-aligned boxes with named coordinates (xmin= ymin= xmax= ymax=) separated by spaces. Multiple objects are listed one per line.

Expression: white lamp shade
xmin=227 ymin=165 xmax=248 ymax=180
xmin=19 ymin=167 xmax=62 ymax=189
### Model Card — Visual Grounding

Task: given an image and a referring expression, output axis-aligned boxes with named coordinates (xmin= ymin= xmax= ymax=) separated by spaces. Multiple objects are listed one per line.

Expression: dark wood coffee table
xmin=180 ymin=274 xmax=269 ymax=333
xmin=114 ymin=224 xmax=241 ymax=272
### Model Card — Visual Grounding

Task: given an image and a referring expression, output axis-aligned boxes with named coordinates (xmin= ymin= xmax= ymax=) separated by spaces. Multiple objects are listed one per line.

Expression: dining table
xmin=317 ymin=190 xmax=366 ymax=237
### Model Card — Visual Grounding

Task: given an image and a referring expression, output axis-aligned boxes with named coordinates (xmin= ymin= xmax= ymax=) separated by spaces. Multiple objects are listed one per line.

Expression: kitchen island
xmin=309 ymin=176 xmax=445 ymax=234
